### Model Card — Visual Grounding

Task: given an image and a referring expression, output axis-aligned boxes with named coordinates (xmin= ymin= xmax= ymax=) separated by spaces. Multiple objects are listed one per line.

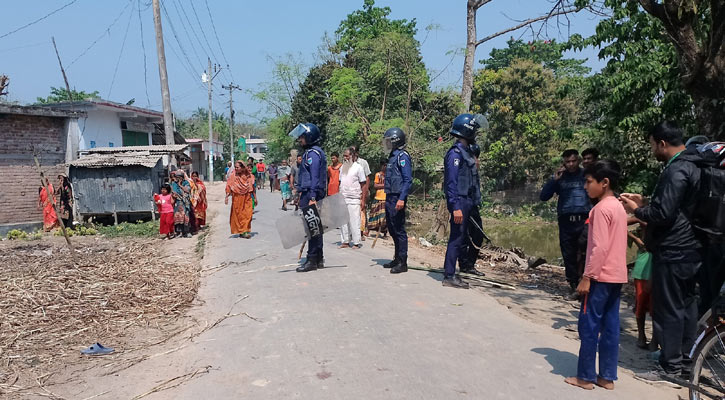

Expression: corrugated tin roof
xmin=69 ymin=153 xmax=162 ymax=168
xmin=82 ymin=144 xmax=188 ymax=154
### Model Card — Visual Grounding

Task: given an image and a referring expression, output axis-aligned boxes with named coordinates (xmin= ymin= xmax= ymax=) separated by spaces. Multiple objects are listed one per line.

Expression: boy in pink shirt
xmin=565 ymin=160 xmax=628 ymax=391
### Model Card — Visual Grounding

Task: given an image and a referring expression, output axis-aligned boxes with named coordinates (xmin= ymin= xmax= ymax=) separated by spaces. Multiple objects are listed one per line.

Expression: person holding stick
xmin=565 ymin=160 xmax=628 ymax=391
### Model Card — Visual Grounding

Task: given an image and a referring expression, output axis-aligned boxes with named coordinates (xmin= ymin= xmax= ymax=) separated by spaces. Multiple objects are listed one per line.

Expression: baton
xmin=468 ymin=216 xmax=492 ymax=244
xmin=298 ymin=241 xmax=306 ymax=260
xmin=371 ymin=221 xmax=383 ymax=248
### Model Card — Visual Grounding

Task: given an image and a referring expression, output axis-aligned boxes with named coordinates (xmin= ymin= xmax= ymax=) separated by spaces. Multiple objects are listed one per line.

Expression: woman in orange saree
xmin=191 ymin=171 xmax=207 ymax=228
xmin=225 ymin=161 xmax=256 ymax=238
xmin=38 ymin=181 xmax=59 ymax=231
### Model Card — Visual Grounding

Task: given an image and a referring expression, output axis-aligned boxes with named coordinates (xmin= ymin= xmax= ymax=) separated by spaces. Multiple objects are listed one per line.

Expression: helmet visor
xmin=472 ymin=114 xmax=489 ymax=131
xmin=382 ymin=137 xmax=394 ymax=153
xmin=288 ymin=123 xmax=309 ymax=139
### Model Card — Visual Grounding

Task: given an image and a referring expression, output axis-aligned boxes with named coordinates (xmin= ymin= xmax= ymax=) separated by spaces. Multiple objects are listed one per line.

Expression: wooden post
xmin=151 ymin=0 xmax=176 ymax=153
xmin=113 ymin=202 xmax=118 ymax=226
xmin=150 ymin=201 xmax=156 ymax=221
xmin=32 ymin=152 xmax=75 ymax=260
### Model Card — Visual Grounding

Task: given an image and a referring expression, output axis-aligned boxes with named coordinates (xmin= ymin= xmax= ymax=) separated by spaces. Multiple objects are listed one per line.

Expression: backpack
xmin=688 ymin=142 xmax=725 ymax=242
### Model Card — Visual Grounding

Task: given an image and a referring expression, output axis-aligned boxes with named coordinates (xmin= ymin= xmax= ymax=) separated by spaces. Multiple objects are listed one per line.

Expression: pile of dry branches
xmin=0 ymin=238 xmax=199 ymax=388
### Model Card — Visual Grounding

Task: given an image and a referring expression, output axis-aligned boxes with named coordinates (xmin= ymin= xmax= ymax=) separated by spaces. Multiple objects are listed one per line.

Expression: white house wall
xmin=78 ymin=109 xmax=122 ymax=150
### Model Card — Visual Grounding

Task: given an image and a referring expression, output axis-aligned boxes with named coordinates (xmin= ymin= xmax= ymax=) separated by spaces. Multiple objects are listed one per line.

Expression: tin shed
xmin=69 ymin=153 xmax=165 ymax=217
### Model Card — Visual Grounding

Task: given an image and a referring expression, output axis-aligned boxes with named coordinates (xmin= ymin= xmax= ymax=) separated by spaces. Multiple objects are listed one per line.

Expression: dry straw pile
xmin=0 ymin=238 xmax=199 ymax=391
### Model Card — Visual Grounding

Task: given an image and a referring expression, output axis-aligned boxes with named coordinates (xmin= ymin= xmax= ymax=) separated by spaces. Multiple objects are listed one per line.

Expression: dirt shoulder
xmin=0 ymin=233 xmax=201 ymax=399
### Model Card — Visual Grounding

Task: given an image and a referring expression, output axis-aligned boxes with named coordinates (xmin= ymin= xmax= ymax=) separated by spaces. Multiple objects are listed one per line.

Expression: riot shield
xmin=275 ymin=193 xmax=350 ymax=249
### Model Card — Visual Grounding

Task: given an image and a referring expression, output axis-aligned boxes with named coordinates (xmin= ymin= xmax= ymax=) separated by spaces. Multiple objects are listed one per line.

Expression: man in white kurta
xmin=339 ymin=148 xmax=367 ymax=248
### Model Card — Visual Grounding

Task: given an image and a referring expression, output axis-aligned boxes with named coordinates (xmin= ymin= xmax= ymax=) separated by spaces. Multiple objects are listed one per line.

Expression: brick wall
xmin=0 ymin=114 xmax=68 ymax=226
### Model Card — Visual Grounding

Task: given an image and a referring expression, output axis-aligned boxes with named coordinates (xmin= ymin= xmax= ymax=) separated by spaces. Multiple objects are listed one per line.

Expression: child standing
xmin=628 ymin=219 xmax=657 ymax=350
xmin=154 ymin=184 xmax=175 ymax=239
xmin=565 ymin=160 xmax=628 ymax=391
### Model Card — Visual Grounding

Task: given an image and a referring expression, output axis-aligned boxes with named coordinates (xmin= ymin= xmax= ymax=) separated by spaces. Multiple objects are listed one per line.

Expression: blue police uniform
xmin=297 ymin=145 xmax=327 ymax=260
xmin=384 ymin=149 xmax=413 ymax=262
xmin=540 ymin=169 xmax=591 ymax=287
xmin=443 ymin=142 xmax=481 ymax=278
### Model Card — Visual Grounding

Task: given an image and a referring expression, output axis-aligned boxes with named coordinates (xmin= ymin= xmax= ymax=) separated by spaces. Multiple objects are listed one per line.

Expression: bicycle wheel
xmin=691 ymin=326 xmax=725 ymax=400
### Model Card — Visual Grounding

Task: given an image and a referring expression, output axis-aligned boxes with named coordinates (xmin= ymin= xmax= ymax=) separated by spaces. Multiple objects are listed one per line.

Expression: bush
xmin=6 ymin=229 xmax=28 ymax=240
xmin=97 ymin=221 xmax=160 ymax=238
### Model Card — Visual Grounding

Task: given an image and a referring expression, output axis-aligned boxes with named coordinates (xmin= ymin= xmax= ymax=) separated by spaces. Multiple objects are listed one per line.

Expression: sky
xmin=0 ymin=0 xmax=606 ymax=123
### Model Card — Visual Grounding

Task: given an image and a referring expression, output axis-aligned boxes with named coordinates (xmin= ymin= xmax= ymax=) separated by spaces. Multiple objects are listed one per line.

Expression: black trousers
xmin=652 ymin=248 xmax=701 ymax=374
xmin=461 ymin=206 xmax=483 ymax=269
xmin=558 ymin=214 xmax=587 ymax=286
xmin=697 ymin=243 xmax=725 ymax=317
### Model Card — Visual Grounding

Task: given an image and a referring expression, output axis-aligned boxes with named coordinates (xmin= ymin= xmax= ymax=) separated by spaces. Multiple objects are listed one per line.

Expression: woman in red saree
xmin=225 ymin=161 xmax=256 ymax=238
xmin=38 ymin=180 xmax=59 ymax=231
xmin=191 ymin=171 xmax=207 ymax=228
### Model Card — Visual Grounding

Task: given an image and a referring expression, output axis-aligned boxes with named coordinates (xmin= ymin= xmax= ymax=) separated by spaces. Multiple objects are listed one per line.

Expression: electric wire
xmin=187 ymin=0 xmax=232 ymax=82
xmin=137 ymin=0 xmax=151 ymax=107
xmin=67 ymin=0 xmax=134 ymax=68
xmin=107 ymin=0 xmax=135 ymax=99
xmin=203 ymin=0 xmax=235 ymax=82
xmin=169 ymin=0 xmax=206 ymax=71
xmin=0 ymin=0 xmax=79 ymax=40
xmin=159 ymin=0 xmax=207 ymax=91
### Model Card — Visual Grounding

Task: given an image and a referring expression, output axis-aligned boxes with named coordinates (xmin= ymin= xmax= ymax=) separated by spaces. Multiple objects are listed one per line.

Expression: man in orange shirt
xmin=327 ymin=151 xmax=341 ymax=195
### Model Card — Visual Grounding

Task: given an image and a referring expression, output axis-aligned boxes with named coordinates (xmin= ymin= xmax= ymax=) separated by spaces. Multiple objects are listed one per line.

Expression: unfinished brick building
xmin=0 ymin=104 xmax=85 ymax=235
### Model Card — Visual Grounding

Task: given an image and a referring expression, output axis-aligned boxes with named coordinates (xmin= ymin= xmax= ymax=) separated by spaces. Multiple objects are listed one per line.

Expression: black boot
xmin=390 ymin=258 xmax=407 ymax=274
xmin=459 ymin=264 xmax=485 ymax=277
xmin=296 ymin=256 xmax=318 ymax=272
xmin=383 ymin=257 xmax=399 ymax=269
xmin=442 ymin=275 xmax=469 ymax=289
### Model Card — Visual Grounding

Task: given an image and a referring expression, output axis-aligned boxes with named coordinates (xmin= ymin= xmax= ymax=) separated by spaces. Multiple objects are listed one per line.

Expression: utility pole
xmin=222 ymin=83 xmax=241 ymax=166
xmin=204 ymin=58 xmax=222 ymax=182
xmin=151 ymin=0 xmax=176 ymax=153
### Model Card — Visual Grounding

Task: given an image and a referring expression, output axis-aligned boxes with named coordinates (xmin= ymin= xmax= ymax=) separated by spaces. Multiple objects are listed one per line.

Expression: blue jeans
xmin=385 ymin=195 xmax=407 ymax=260
xmin=577 ymin=281 xmax=622 ymax=382
xmin=444 ymin=198 xmax=473 ymax=278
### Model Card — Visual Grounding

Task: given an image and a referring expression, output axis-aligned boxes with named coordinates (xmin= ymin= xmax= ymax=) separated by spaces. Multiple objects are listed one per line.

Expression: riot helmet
xmin=450 ymin=113 xmax=488 ymax=141
xmin=383 ymin=127 xmax=406 ymax=153
xmin=288 ymin=123 xmax=321 ymax=148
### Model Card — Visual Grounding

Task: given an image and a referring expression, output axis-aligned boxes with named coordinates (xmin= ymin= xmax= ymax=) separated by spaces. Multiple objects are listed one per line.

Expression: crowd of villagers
xmin=154 ymin=169 xmax=208 ymax=239
xmin=37 ymin=174 xmax=74 ymax=231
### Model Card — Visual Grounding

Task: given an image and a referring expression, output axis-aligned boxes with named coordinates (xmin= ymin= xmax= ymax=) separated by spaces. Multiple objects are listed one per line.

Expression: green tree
xmin=577 ymin=0 xmax=725 ymax=139
xmin=482 ymin=38 xmax=590 ymax=78
xmin=35 ymin=87 xmax=100 ymax=104
xmin=472 ymin=59 xmax=576 ymax=187
xmin=334 ymin=0 xmax=416 ymax=54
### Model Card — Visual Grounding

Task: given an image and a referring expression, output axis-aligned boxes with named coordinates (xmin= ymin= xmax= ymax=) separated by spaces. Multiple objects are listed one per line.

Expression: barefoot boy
xmin=565 ymin=160 xmax=628 ymax=391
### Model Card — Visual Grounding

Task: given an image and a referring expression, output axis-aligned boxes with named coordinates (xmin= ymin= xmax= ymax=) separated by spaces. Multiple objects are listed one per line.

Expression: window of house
xmin=122 ymin=130 xmax=149 ymax=146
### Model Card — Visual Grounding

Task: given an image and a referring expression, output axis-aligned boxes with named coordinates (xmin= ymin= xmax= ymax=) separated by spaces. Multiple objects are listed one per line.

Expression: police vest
xmin=298 ymin=146 xmax=327 ymax=193
xmin=451 ymin=145 xmax=481 ymax=203
xmin=385 ymin=150 xmax=410 ymax=194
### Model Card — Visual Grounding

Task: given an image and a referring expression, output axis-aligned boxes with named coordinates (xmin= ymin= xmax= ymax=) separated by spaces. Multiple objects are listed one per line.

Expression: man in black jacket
xmin=621 ymin=121 xmax=701 ymax=383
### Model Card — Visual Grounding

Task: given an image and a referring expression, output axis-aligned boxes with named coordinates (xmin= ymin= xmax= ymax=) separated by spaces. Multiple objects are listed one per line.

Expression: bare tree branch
xmin=475 ymin=6 xmax=582 ymax=46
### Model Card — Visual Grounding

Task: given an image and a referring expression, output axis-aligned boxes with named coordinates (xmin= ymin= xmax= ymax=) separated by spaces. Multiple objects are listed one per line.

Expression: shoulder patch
xmin=454 ymin=158 xmax=460 ymax=166
xmin=400 ymin=159 xmax=406 ymax=167
xmin=307 ymin=157 xmax=313 ymax=165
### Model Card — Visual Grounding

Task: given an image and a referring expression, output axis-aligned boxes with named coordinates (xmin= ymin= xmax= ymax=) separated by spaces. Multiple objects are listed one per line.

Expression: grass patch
xmin=195 ymin=228 xmax=209 ymax=258
xmin=97 ymin=220 xmax=160 ymax=238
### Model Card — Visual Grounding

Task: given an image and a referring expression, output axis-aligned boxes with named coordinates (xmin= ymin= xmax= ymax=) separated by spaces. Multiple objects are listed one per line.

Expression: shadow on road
xmin=531 ymin=347 xmax=578 ymax=377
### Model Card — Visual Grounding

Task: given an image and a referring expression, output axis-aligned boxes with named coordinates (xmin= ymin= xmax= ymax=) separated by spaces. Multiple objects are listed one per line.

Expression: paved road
xmin=61 ymin=184 xmax=675 ymax=399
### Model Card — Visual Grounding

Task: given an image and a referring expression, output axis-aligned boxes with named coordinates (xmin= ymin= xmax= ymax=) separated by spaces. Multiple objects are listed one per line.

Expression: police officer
xmin=289 ymin=123 xmax=328 ymax=273
xmin=442 ymin=114 xmax=485 ymax=288
xmin=459 ymin=143 xmax=486 ymax=276
xmin=382 ymin=127 xmax=413 ymax=274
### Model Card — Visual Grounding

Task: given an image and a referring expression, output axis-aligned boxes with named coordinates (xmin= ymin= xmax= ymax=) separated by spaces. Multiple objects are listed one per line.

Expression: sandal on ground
xmin=339 ymin=243 xmax=350 ymax=249
xmin=81 ymin=343 xmax=114 ymax=355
